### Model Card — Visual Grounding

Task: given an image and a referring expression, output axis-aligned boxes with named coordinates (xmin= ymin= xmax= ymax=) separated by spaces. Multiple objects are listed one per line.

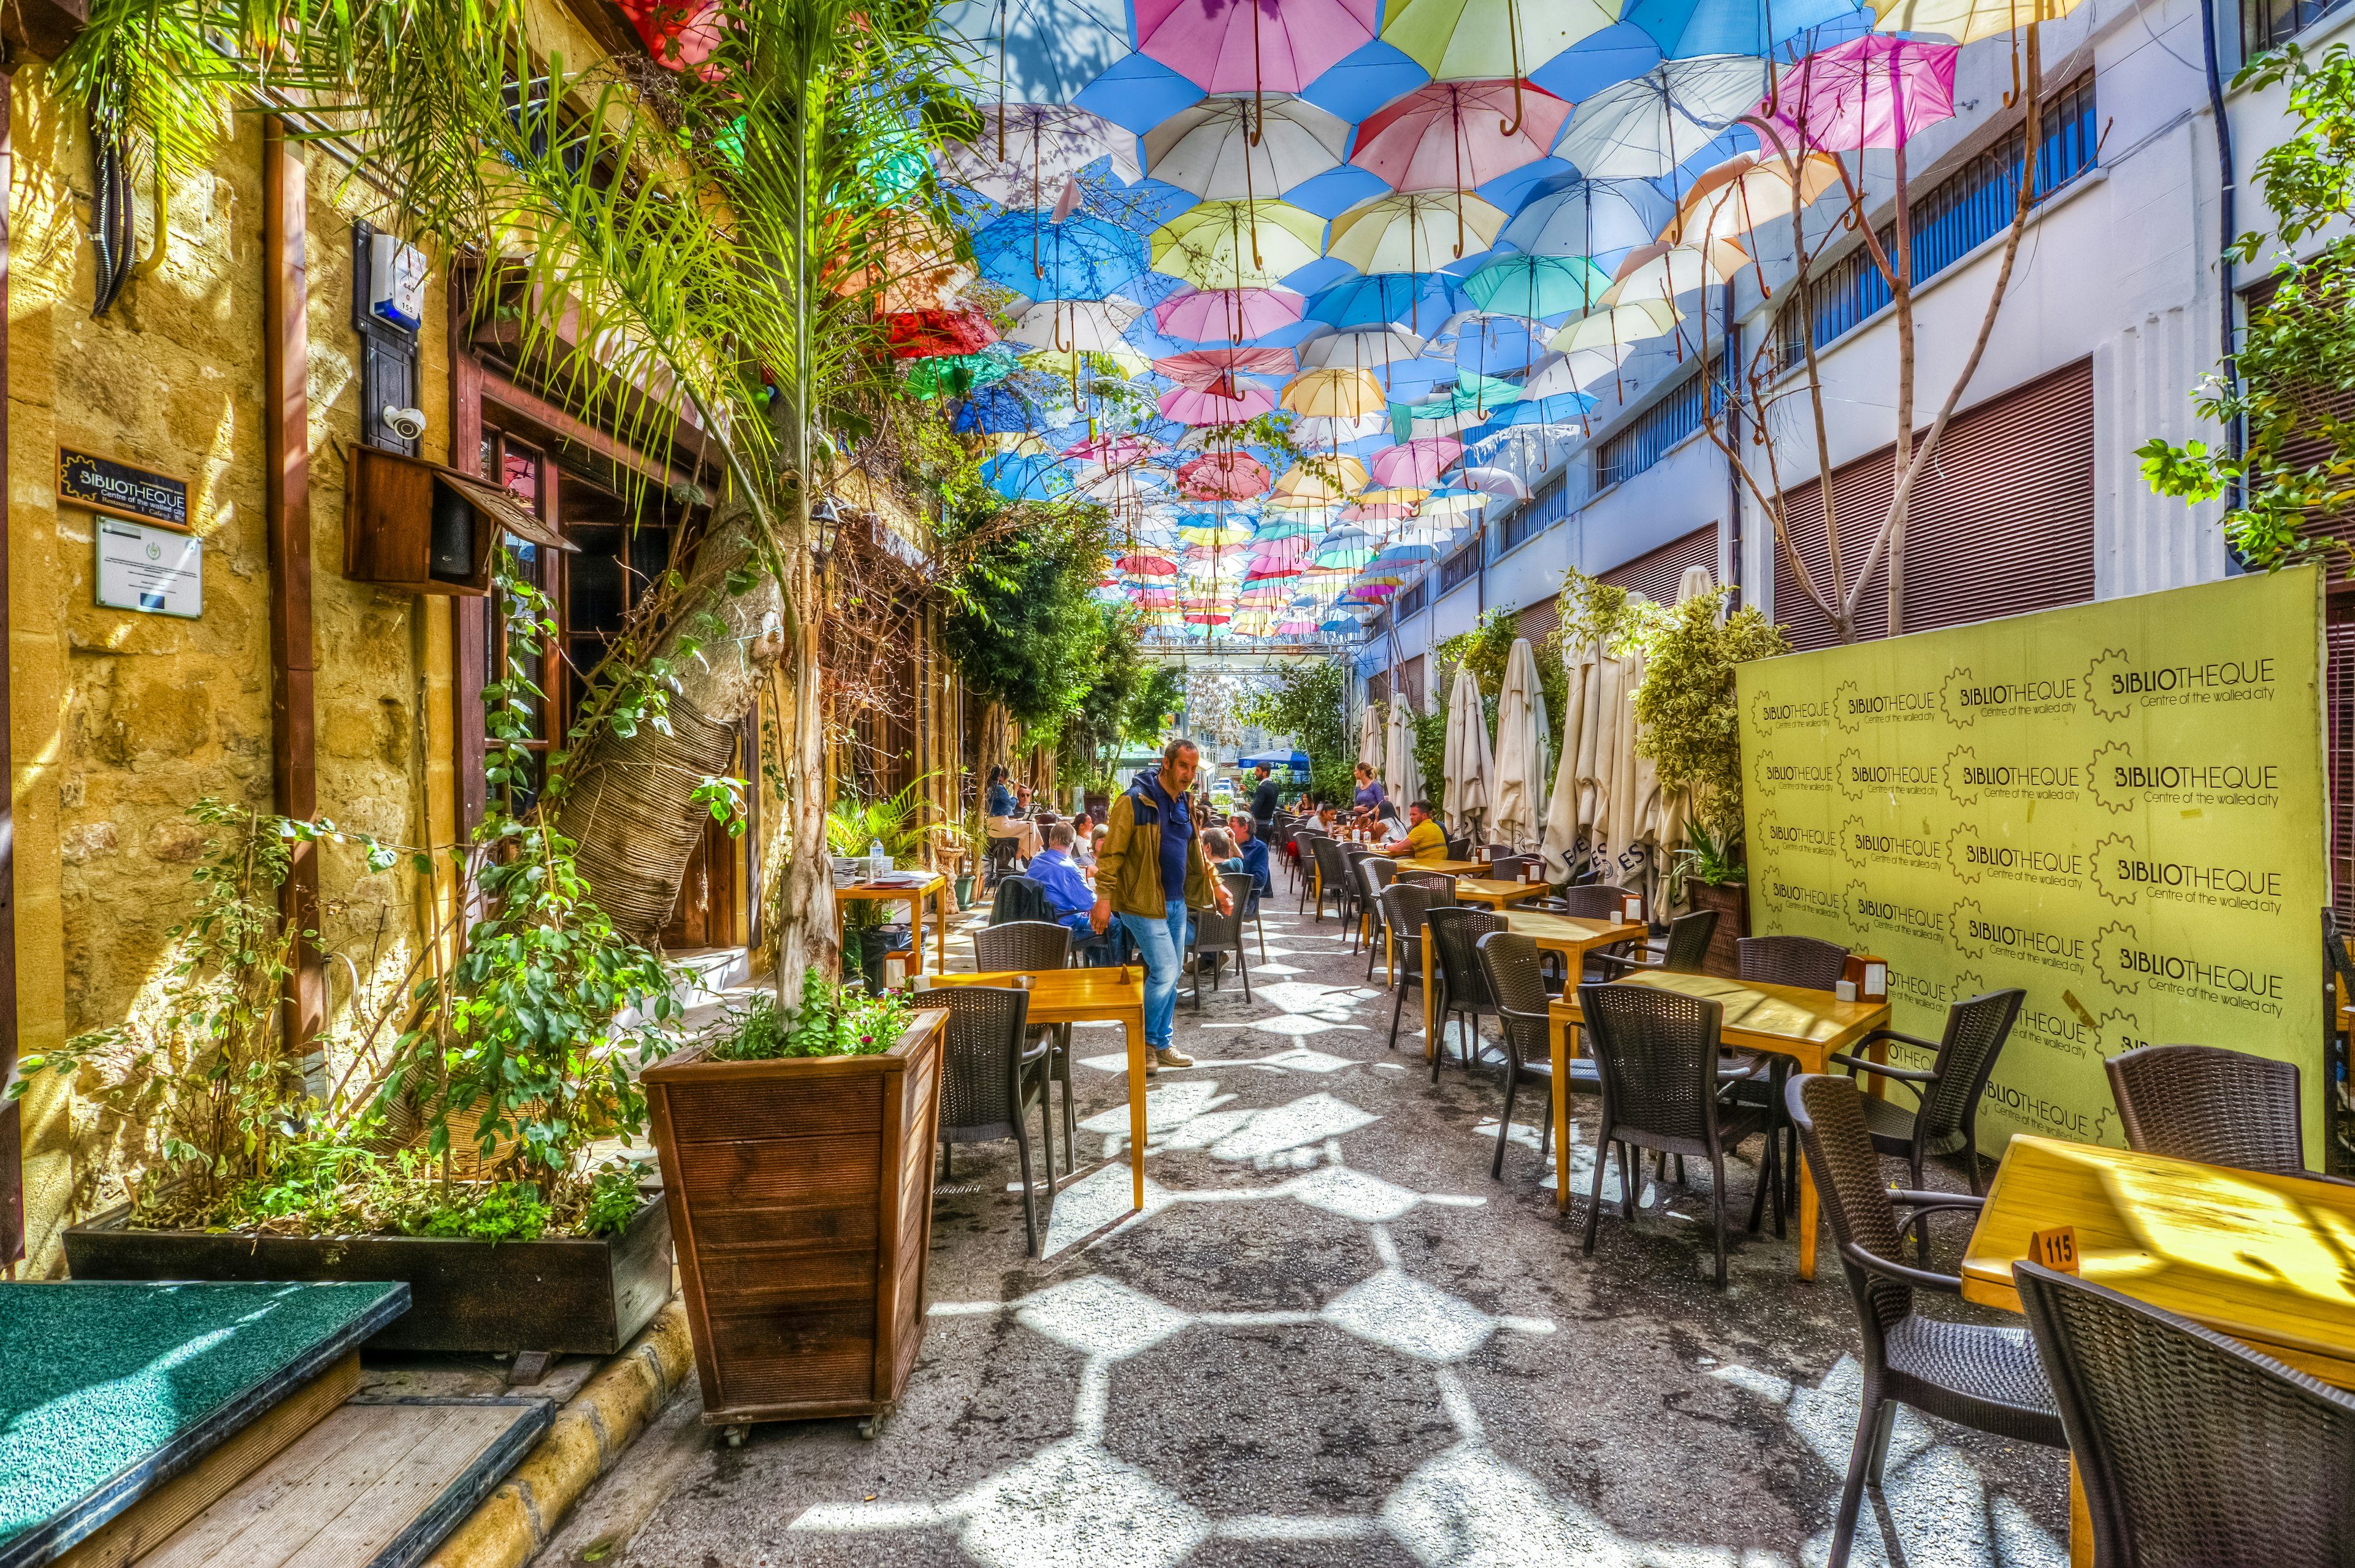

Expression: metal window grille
xmin=1597 ymin=354 xmax=1728 ymax=489
xmin=2246 ymin=0 xmax=2347 ymax=55
xmin=1500 ymin=470 xmax=1574 ymax=553
xmin=1439 ymin=544 xmax=1480 ymax=590
xmin=1775 ymin=73 xmax=2097 ymax=370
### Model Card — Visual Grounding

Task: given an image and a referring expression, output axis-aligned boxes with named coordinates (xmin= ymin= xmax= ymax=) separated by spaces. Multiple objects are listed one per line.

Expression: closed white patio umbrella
xmin=1358 ymin=700 xmax=1386 ymax=773
xmin=1385 ymin=695 xmax=1424 ymax=811
xmin=1492 ymin=638 xmax=1550 ymax=855
xmin=1441 ymin=663 xmax=1493 ymax=840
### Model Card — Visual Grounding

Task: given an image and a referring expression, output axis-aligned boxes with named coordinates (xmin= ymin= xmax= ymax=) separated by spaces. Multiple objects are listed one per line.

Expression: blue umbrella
xmin=1320 ymin=615 xmax=1361 ymax=632
xmin=981 ymin=452 xmax=1074 ymax=501
xmin=935 ymin=0 xmax=1131 ymax=105
xmin=1498 ymin=175 xmax=1675 ymax=274
xmin=1434 ymin=315 xmax=1549 ymax=380
xmin=1623 ymin=0 xmax=1870 ymax=58
xmin=1304 ymin=273 xmax=1455 ymax=334
xmin=974 ymin=212 xmax=1144 ymax=300
xmin=954 ymin=384 xmax=1043 ymax=435
xmin=1466 ymin=392 xmax=1597 ymax=430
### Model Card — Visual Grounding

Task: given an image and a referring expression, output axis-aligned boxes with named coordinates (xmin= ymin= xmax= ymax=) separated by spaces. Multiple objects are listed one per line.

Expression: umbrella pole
xmin=1250 ymin=0 xmax=1266 ymax=147
xmin=1500 ymin=0 xmax=1525 ymax=137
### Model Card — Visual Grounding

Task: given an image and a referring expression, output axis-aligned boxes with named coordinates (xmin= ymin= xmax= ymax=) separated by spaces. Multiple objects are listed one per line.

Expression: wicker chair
xmin=1339 ymin=844 xmax=1373 ymax=952
xmin=1485 ymin=854 xmax=1539 ymax=884
xmin=2323 ymin=908 xmax=2355 ymax=1164
xmin=1578 ymin=982 xmax=1781 ymax=1288
xmin=988 ymin=875 xmax=1050 ymax=926
xmin=1379 ymin=882 xmax=1457 ymax=1053
xmin=1187 ymin=871 xmax=1257 ymax=1009
xmin=912 ymin=985 xmax=1055 ymax=1256
xmin=1592 ymin=909 xmax=1718 ymax=979
xmin=1444 ymin=833 xmax=1472 ymax=860
xmin=1396 ymin=865 xmax=1457 ymax=893
xmin=2104 ymin=1043 xmax=2342 ymax=1180
xmin=1834 ymin=989 xmax=2027 ymax=1207
xmin=2014 ymin=1259 xmax=2355 ymax=1568
xmin=1306 ymin=834 xmax=1350 ymax=923
xmin=1359 ymin=855 xmax=1401 ymax=981
xmin=1530 ymin=882 xmax=1638 ymax=984
xmin=973 ymin=920 xmax=1078 ymax=1172
xmin=1737 ymin=933 xmax=1850 ymax=990
xmin=1426 ymin=906 xmax=1507 ymax=1080
xmin=1478 ymin=931 xmax=1583 ymax=1181
xmin=1786 ymin=1073 xmax=2065 ymax=1566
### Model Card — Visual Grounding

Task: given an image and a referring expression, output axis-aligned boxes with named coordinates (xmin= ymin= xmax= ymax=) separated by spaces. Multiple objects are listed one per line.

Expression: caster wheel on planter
xmin=858 ymin=1412 xmax=887 ymax=1440
xmin=724 ymin=1425 xmax=749 ymax=1448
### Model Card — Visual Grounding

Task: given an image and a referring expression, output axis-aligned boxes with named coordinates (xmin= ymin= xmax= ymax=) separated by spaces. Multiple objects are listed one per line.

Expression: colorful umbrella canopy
xmin=973 ymin=210 xmax=1144 ymax=297
xmin=1295 ymin=324 xmax=1429 ymax=370
xmin=906 ymin=345 xmax=1022 ymax=397
xmin=1753 ymin=34 xmax=1960 ymax=151
xmin=1154 ymin=286 xmax=1308 ymax=342
xmin=1136 ymin=0 xmax=1382 ymax=91
xmin=1328 ymin=190 xmax=1509 ymax=269
xmin=1008 ymin=297 xmax=1146 ymax=350
xmin=1556 ymin=56 xmax=1771 ymax=179
xmin=1152 ymin=199 xmax=1330 ymax=288
xmin=1498 ymin=174 xmax=1678 ymax=270
xmin=936 ymin=0 xmax=1132 ymax=105
xmin=1625 ymin=0 xmax=1870 ymax=59
xmin=1177 ymin=451 xmax=1276 ymax=498
xmin=1382 ymin=0 xmax=1618 ymax=82
xmin=1664 ymin=151 xmax=1845 ymax=252
xmin=1604 ymin=238 xmax=1747 ymax=304
xmin=1273 ymin=455 xmax=1370 ymax=500
xmin=1549 ymin=298 xmax=1685 ymax=354
xmin=941 ymin=105 xmax=1139 ymax=204
xmin=1155 ymin=345 xmax=1300 ymax=392
xmin=1350 ymin=80 xmax=1576 ymax=192
xmin=1158 ymin=383 xmax=1281 ymax=423
xmin=1371 ymin=435 xmax=1465 ymax=487
xmin=1462 ymin=254 xmax=1612 ymax=318
xmin=886 ymin=308 xmax=999 ymax=359
xmin=1872 ymin=0 xmax=2081 ymax=44
xmin=1144 ymin=96 xmax=1352 ymax=199
xmin=1306 ymin=273 xmax=1455 ymax=331
xmin=1281 ymin=367 xmax=1387 ymax=418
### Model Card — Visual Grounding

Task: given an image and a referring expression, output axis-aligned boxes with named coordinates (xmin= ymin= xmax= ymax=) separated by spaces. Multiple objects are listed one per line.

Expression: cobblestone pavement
xmin=565 ymin=888 xmax=2069 ymax=1568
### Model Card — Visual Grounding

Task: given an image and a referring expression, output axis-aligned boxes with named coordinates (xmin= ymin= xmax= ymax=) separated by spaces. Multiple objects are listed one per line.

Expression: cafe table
xmin=1451 ymin=877 xmax=1554 ymax=912
xmin=1959 ymin=1135 xmax=2355 ymax=1564
xmin=1547 ymin=969 xmax=1890 ymax=1280
xmin=925 ymin=967 xmax=1152 ymax=1210
xmin=1418 ymin=907 xmax=1647 ymax=1065
xmin=837 ymin=873 xmax=952 ymax=974
xmin=1370 ymin=862 xmax=1541 ymax=977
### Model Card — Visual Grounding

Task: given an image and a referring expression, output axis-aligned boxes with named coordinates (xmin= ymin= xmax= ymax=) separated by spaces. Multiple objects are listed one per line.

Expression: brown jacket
xmin=1095 ymin=770 xmax=1217 ymax=920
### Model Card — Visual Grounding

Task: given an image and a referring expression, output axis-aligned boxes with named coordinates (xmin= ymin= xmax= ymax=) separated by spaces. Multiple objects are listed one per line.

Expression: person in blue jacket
xmin=1027 ymin=821 xmax=1098 ymax=941
xmin=1226 ymin=813 xmax=1273 ymax=912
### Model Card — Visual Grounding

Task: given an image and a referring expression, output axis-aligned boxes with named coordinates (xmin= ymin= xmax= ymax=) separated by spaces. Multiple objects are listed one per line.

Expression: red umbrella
xmin=1177 ymin=452 xmax=1274 ymax=500
xmin=1371 ymin=435 xmax=1464 ymax=488
xmin=1352 ymin=81 xmax=1573 ymax=194
xmin=1154 ymin=346 xmax=1299 ymax=397
xmin=886 ymin=309 xmax=999 ymax=360
xmin=1121 ymin=553 xmax=1181 ymax=575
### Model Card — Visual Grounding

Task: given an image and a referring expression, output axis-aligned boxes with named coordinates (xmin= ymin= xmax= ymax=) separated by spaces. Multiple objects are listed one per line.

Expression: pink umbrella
xmin=1154 ymin=346 xmax=1300 ymax=395
xmin=1343 ymin=501 xmax=1420 ymax=523
xmin=1065 ymin=434 xmax=1158 ymax=465
xmin=1753 ymin=35 xmax=1959 ymax=155
xmin=1159 ymin=384 xmax=1278 ymax=424
xmin=1136 ymin=0 xmax=1380 ymax=96
xmin=1178 ymin=451 xmax=1274 ymax=500
xmin=1371 ymin=435 xmax=1465 ymax=489
xmin=1154 ymin=286 xmax=1307 ymax=342
xmin=1350 ymin=80 xmax=1574 ymax=193
xmin=1121 ymin=552 xmax=1181 ymax=574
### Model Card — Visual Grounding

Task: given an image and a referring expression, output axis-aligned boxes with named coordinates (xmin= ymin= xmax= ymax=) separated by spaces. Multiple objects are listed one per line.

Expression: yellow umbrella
xmin=1382 ymin=0 xmax=1619 ymax=84
xmin=1020 ymin=343 xmax=1151 ymax=377
xmin=1357 ymin=486 xmax=1431 ymax=507
xmin=1601 ymin=239 xmax=1748 ymax=307
xmin=1273 ymin=456 xmax=1370 ymax=501
xmin=1151 ymin=200 xmax=1328 ymax=289
xmin=1665 ymin=152 xmax=1845 ymax=253
xmin=1874 ymin=0 xmax=2076 ymax=43
xmin=1328 ymin=190 xmax=1509 ymax=269
xmin=1549 ymin=299 xmax=1684 ymax=356
xmin=1282 ymin=367 xmax=1387 ymax=418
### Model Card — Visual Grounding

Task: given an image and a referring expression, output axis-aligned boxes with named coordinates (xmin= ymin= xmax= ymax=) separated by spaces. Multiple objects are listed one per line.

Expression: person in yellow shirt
xmin=1379 ymin=800 xmax=1450 ymax=865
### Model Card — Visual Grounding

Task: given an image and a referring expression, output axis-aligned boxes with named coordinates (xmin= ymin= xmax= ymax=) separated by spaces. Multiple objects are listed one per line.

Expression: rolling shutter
xmin=1516 ymin=595 xmax=1561 ymax=648
xmin=1599 ymin=524 xmax=1719 ymax=605
xmin=1773 ymin=358 xmax=2095 ymax=651
xmin=1400 ymin=654 xmax=1428 ymax=710
xmin=1368 ymin=670 xmax=1391 ymax=706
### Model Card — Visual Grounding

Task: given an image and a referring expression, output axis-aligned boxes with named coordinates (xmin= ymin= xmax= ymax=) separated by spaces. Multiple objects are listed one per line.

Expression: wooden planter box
xmin=641 ymin=1009 xmax=946 ymax=1439
xmin=1688 ymin=879 xmax=1750 ymax=977
xmin=62 ymin=1193 xmax=673 ymax=1355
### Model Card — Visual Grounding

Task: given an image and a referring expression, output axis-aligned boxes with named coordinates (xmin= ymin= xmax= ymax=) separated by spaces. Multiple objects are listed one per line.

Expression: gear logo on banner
xmin=2093 ymin=919 xmax=2142 ymax=995
xmin=1946 ymin=820 xmax=1986 ymax=884
xmin=1836 ymin=748 xmax=1866 ymax=801
xmin=1832 ymin=679 xmax=1862 ymax=735
xmin=2088 ymin=740 xmax=2136 ymax=815
xmin=2084 ymin=648 xmax=2135 ymax=722
xmin=2089 ymin=832 xmax=2137 ymax=906
xmin=1951 ymin=897 xmax=1988 ymax=959
xmin=1838 ymin=814 xmax=1870 ymax=869
xmin=1944 ymin=744 xmax=1981 ymax=806
xmin=1940 ymin=665 xmax=1980 ymax=730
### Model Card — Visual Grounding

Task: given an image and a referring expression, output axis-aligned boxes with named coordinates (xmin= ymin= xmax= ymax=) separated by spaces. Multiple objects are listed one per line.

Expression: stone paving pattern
xmin=571 ymin=890 xmax=2070 ymax=1568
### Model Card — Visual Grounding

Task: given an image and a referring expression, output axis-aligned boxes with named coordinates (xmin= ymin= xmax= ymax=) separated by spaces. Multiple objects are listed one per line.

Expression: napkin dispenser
xmin=1843 ymin=953 xmax=1888 ymax=1002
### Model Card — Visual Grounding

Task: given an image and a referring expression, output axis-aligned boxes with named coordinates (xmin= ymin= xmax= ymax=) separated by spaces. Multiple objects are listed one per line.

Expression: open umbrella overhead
xmin=1492 ymin=637 xmax=1551 ymax=852
xmin=1282 ymin=366 xmax=1387 ymax=417
xmin=1498 ymin=173 xmax=1677 ymax=269
xmin=974 ymin=210 xmax=1144 ymax=297
xmin=1371 ymin=434 xmax=1465 ymax=488
xmin=1549 ymin=297 xmax=1685 ymax=354
xmin=1144 ymin=95 xmax=1353 ymax=199
xmin=1328 ymin=189 xmax=1509 ymax=269
xmin=1350 ymin=80 xmax=1576 ymax=193
xmin=1385 ymin=697 xmax=1425 ymax=809
xmin=1008 ymin=297 xmax=1144 ymax=351
xmin=1603 ymin=237 xmax=1748 ymax=304
xmin=1664 ymin=150 xmax=1845 ymax=254
xmin=1158 ymin=382 xmax=1280 ymax=424
xmin=1177 ymin=450 xmax=1276 ymax=499
xmin=1872 ymin=0 xmax=2081 ymax=44
xmin=1441 ymin=663 xmax=1492 ymax=830
xmin=1752 ymin=33 xmax=1960 ymax=151
xmin=942 ymin=104 xmax=1139 ymax=204
xmin=1155 ymin=286 xmax=1308 ymax=342
xmin=1152 ymin=199 xmax=1330 ymax=288
xmin=1624 ymin=0 xmax=1872 ymax=59
xmin=1555 ymin=55 xmax=1769 ymax=178
xmin=886 ymin=308 xmax=999 ymax=359
xmin=1296 ymin=324 xmax=1429 ymax=370
xmin=1382 ymin=0 xmax=1619 ymax=82
xmin=937 ymin=0 xmax=1132 ymax=105
xmin=1273 ymin=454 xmax=1370 ymax=500
xmin=1462 ymin=253 xmax=1612 ymax=318
xmin=1306 ymin=272 xmax=1455 ymax=331
xmin=1138 ymin=0 xmax=1383 ymax=92
xmin=1155 ymin=345 xmax=1300 ymax=392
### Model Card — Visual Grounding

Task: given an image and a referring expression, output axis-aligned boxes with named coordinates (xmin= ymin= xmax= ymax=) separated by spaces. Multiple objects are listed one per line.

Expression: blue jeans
xmin=1117 ymin=898 xmax=1189 ymax=1052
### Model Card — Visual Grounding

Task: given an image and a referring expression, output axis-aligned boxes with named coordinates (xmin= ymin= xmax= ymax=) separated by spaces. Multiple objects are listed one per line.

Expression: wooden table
xmin=838 ymin=874 xmax=952 ymax=974
xmin=1417 ymin=908 xmax=1647 ymax=1064
xmin=927 ymin=968 xmax=1152 ymax=1210
xmin=1452 ymin=877 xmax=1555 ymax=911
xmin=1548 ymin=969 xmax=1889 ymax=1280
xmin=1960 ymin=1135 xmax=2355 ymax=1564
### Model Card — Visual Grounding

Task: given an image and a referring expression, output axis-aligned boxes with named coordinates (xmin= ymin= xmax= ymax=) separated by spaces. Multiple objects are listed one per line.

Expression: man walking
xmin=1249 ymin=762 xmax=1279 ymax=837
xmin=1092 ymin=737 xmax=1232 ymax=1072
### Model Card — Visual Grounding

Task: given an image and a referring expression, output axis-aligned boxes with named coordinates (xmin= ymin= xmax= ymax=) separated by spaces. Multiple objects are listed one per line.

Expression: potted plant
xmin=642 ymin=969 xmax=946 ymax=1441
xmin=1669 ymin=824 xmax=1750 ymax=977
xmin=37 ymin=799 xmax=680 ymax=1354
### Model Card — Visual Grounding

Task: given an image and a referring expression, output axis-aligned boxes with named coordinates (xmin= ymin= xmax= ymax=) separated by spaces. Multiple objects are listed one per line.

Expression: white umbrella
xmin=1359 ymin=701 xmax=1386 ymax=771
xmin=1555 ymin=57 xmax=1768 ymax=182
xmin=1492 ymin=638 xmax=1550 ymax=854
xmin=1385 ymin=694 xmax=1425 ymax=809
xmin=1143 ymin=96 xmax=1352 ymax=200
xmin=1008 ymin=297 xmax=1145 ymax=351
xmin=1441 ymin=663 xmax=1493 ymax=838
xmin=1541 ymin=631 xmax=1602 ymax=881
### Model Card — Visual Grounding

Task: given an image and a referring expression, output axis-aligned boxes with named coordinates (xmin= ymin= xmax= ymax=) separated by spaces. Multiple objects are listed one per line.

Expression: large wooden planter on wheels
xmin=642 ymin=1009 xmax=947 ymax=1443
xmin=1687 ymin=879 xmax=1750 ymax=977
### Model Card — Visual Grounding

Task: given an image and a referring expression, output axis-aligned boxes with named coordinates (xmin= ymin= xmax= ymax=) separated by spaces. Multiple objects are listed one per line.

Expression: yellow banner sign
xmin=1736 ymin=567 xmax=2329 ymax=1163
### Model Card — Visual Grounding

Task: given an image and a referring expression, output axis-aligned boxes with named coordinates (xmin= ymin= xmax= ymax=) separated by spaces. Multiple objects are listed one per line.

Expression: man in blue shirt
xmin=1028 ymin=822 xmax=1098 ymax=943
xmin=1227 ymin=813 xmax=1273 ymax=910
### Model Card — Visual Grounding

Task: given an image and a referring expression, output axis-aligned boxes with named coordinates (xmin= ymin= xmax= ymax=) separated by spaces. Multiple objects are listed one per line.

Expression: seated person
xmin=1351 ymin=763 xmax=1385 ymax=823
xmin=1027 ymin=822 xmax=1100 ymax=944
xmin=1373 ymin=799 xmax=1409 ymax=841
xmin=1378 ymin=800 xmax=1450 ymax=865
xmin=1227 ymin=813 xmax=1273 ymax=909
xmin=984 ymin=765 xmax=1017 ymax=819
xmin=1068 ymin=812 xmax=1096 ymax=866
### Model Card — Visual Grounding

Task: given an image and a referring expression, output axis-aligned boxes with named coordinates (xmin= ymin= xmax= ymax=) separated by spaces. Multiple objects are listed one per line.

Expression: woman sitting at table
xmin=1378 ymin=800 xmax=1450 ymax=865
xmin=1351 ymin=764 xmax=1386 ymax=822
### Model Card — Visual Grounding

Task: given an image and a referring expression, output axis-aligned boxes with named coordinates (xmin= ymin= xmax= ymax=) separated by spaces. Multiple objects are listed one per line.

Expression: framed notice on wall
xmin=59 ymin=447 xmax=190 ymax=530
xmin=96 ymin=518 xmax=202 ymax=618
xmin=1737 ymin=567 xmax=2330 ymax=1167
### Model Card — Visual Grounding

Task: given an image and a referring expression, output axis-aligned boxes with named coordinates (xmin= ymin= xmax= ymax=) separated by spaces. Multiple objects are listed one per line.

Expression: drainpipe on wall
xmin=1723 ymin=280 xmax=1743 ymax=606
xmin=2198 ymin=0 xmax=2239 ymax=502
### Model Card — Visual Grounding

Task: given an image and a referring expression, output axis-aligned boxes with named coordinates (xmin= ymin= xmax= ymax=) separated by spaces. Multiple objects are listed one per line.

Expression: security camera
xmin=383 ymin=407 xmax=428 ymax=442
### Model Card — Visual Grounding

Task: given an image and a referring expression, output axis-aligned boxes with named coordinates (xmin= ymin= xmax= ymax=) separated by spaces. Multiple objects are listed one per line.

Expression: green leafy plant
xmin=1631 ymin=590 xmax=1790 ymax=844
xmin=1240 ymin=658 xmax=1352 ymax=804
xmin=1668 ymin=822 xmax=1748 ymax=905
xmin=2140 ymin=42 xmax=2355 ymax=575
xmin=711 ymin=972 xmax=913 ymax=1062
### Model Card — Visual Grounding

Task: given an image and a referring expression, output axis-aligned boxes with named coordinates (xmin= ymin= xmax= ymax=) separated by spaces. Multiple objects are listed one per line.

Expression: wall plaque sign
xmin=96 ymin=518 xmax=202 ymax=618
xmin=59 ymin=447 xmax=190 ymax=530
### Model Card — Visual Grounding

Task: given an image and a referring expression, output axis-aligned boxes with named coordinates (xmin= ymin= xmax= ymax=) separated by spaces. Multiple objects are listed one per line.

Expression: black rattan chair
xmin=988 ymin=875 xmax=1050 ymax=926
xmin=1834 ymin=989 xmax=2026 ymax=1208
xmin=1536 ymin=882 xmax=1633 ymax=919
xmin=1307 ymin=833 xmax=1349 ymax=924
xmin=1426 ymin=906 xmax=1506 ymax=1080
xmin=1478 ymin=930 xmax=1583 ymax=1182
xmin=2104 ymin=1043 xmax=2346 ymax=1181
xmin=1396 ymin=865 xmax=1457 ymax=893
xmin=913 ymin=985 xmax=1055 ymax=1256
xmin=1592 ymin=909 xmax=1718 ymax=979
xmin=1187 ymin=871 xmax=1256 ymax=1009
xmin=1444 ymin=833 xmax=1472 ymax=860
xmin=1786 ymin=1073 xmax=2064 ymax=1567
xmin=1380 ymin=882 xmax=1456 ymax=1053
xmin=1579 ymin=982 xmax=1780 ymax=1288
xmin=2015 ymin=1259 xmax=2355 ymax=1568
xmin=973 ymin=920 xmax=1078 ymax=1172
xmin=1359 ymin=855 xmax=1400 ymax=981
xmin=1339 ymin=844 xmax=1373 ymax=952
xmin=1737 ymin=933 xmax=1850 ymax=990
xmin=1485 ymin=854 xmax=1539 ymax=884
